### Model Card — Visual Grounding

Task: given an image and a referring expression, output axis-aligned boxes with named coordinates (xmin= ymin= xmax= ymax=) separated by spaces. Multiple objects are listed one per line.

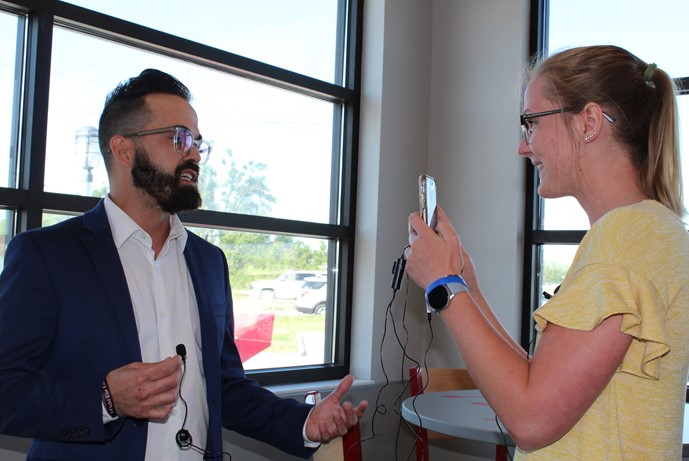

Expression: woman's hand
xmin=405 ymin=205 xmax=467 ymax=289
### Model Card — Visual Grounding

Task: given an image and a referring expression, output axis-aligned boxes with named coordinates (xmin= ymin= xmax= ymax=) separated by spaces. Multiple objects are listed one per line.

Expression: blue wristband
xmin=425 ymin=274 xmax=468 ymax=313
xmin=426 ymin=275 xmax=467 ymax=293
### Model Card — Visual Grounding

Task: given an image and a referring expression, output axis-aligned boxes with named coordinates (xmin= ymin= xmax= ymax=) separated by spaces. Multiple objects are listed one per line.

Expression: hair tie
xmin=643 ymin=63 xmax=657 ymax=83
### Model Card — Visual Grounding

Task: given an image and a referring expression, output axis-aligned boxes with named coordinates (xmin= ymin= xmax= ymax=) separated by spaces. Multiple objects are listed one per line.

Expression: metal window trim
xmin=0 ymin=0 xmax=363 ymax=386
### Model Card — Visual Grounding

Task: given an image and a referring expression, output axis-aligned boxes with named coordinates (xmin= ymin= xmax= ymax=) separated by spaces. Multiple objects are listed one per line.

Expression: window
xmin=522 ymin=0 xmax=689 ymax=347
xmin=64 ymin=0 xmax=343 ymax=84
xmin=0 ymin=9 xmax=21 ymax=265
xmin=0 ymin=0 xmax=362 ymax=385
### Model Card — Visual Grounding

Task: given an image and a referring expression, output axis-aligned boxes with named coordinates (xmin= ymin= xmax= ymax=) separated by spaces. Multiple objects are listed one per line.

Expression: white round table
xmin=401 ymin=389 xmax=513 ymax=446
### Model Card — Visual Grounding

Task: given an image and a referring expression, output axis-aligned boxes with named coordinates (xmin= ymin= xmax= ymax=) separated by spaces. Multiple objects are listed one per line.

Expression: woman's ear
xmin=580 ymin=102 xmax=604 ymax=144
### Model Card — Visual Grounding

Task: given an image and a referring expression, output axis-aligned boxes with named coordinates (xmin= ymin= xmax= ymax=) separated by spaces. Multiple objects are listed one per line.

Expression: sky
xmin=543 ymin=0 xmax=689 ymax=231
xmin=0 ymin=1 xmax=341 ymax=225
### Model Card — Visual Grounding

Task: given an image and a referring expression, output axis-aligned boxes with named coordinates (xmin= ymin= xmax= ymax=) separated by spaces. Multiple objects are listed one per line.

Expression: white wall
xmin=350 ymin=0 xmax=529 ymax=459
xmin=352 ymin=0 xmax=434 ymax=383
xmin=352 ymin=0 xmax=528 ymax=379
xmin=425 ymin=0 xmax=528 ymax=365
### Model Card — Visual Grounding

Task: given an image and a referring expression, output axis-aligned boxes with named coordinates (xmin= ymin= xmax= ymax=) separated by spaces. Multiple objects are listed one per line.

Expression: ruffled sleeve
xmin=534 ymin=263 xmax=669 ymax=379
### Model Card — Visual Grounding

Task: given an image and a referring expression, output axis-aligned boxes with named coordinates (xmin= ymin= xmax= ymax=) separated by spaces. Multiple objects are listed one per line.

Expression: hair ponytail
xmin=642 ymin=67 xmax=683 ymax=216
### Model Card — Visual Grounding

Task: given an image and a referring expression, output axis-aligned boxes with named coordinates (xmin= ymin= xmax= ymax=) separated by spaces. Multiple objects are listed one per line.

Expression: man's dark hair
xmin=98 ymin=69 xmax=191 ymax=170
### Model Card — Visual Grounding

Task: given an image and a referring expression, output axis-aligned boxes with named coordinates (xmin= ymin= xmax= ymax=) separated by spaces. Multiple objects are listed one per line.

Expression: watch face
xmin=427 ymin=285 xmax=448 ymax=310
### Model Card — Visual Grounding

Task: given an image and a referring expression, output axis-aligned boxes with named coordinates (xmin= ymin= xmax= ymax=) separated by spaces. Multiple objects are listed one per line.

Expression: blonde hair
xmin=526 ymin=45 xmax=684 ymax=217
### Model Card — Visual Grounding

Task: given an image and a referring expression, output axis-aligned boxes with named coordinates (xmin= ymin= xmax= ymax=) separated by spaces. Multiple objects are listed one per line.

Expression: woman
xmin=405 ymin=45 xmax=689 ymax=459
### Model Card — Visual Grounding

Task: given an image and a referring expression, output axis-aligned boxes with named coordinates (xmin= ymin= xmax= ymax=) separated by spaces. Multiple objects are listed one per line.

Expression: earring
xmin=584 ymin=130 xmax=598 ymax=142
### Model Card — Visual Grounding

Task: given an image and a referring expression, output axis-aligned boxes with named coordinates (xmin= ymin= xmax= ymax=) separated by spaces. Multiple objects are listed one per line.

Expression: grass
xmin=270 ymin=313 xmax=325 ymax=353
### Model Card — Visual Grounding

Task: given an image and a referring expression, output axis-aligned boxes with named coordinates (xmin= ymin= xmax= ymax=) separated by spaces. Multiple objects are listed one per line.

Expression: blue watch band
xmin=425 ymin=274 xmax=468 ymax=313
xmin=426 ymin=275 xmax=467 ymax=293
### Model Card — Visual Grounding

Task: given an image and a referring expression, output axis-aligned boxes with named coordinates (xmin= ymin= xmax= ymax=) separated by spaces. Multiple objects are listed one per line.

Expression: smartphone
xmin=419 ymin=174 xmax=437 ymax=229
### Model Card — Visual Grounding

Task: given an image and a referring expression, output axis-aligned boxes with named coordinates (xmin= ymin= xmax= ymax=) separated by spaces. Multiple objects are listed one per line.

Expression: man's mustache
xmin=176 ymin=161 xmax=200 ymax=177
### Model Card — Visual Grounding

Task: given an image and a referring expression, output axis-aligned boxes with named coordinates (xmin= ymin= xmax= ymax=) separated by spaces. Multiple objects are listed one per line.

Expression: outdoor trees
xmin=195 ymin=151 xmax=327 ymax=290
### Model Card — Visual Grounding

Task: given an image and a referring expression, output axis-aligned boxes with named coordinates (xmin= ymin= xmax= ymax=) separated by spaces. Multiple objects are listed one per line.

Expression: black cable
xmin=357 ymin=247 xmax=439 ymax=460
xmin=494 ymin=414 xmax=514 ymax=461
xmin=391 ymin=248 xmax=437 ymax=461
xmin=355 ymin=287 xmax=396 ymax=449
xmin=175 ymin=348 xmax=232 ymax=460
xmin=391 ymin=277 xmax=424 ymax=461
xmin=404 ymin=314 xmax=434 ymax=461
xmin=385 ymin=246 xmax=525 ymax=460
xmin=393 ymin=249 xmax=436 ymax=461
xmin=178 ymin=358 xmax=189 ymax=434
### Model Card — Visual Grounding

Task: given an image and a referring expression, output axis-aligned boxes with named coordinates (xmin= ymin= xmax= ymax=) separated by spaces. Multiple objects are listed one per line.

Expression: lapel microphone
xmin=174 ymin=343 xmax=232 ymax=460
xmin=176 ymin=344 xmax=187 ymax=361
xmin=175 ymin=344 xmax=192 ymax=449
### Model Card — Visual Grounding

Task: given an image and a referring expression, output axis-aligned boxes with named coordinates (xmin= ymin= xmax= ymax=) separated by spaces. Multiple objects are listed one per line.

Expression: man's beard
xmin=131 ymin=147 xmax=202 ymax=214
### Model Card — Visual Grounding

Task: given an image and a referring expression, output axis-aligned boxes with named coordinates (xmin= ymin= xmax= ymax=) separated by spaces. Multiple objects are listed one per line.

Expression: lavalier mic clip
xmin=175 ymin=428 xmax=192 ymax=448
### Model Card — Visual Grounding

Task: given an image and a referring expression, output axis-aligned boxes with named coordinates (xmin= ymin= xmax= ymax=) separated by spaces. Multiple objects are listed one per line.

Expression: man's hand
xmin=305 ymin=375 xmax=368 ymax=443
xmin=105 ymin=356 xmax=182 ymax=420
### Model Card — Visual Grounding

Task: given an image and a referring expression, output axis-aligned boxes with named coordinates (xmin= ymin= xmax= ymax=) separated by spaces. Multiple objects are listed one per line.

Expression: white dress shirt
xmin=104 ymin=196 xmax=208 ymax=460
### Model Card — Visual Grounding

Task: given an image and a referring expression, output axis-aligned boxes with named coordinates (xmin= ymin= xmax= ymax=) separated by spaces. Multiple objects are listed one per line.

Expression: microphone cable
xmin=174 ymin=344 xmax=232 ymax=460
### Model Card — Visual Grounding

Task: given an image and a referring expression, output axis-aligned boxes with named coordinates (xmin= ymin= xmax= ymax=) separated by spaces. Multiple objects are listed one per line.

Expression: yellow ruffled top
xmin=518 ymin=201 xmax=689 ymax=460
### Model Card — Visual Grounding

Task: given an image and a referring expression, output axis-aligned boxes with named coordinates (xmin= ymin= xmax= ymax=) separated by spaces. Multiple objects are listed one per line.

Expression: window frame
xmin=522 ymin=0 xmax=689 ymax=353
xmin=0 ymin=0 xmax=363 ymax=386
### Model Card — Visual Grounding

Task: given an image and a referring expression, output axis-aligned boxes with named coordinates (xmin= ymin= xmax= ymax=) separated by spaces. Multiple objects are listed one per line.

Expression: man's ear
xmin=109 ymin=135 xmax=134 ymax=167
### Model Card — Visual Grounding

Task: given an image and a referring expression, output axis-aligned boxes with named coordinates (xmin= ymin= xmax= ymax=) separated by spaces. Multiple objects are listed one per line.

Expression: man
xmin=0 ymin=69 xmax=366 ymax=460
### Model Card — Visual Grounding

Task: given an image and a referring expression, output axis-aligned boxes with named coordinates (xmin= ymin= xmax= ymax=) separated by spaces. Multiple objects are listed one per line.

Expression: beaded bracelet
xmin=101 ymin=378 xmax=120 ymax=418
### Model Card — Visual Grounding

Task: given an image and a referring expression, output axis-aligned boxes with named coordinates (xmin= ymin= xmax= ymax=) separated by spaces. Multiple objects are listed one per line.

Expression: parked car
xmin=295 ymin=277 xmax=328 ymax=315
xmin=249 ymin=270 xmax=326 ymax=302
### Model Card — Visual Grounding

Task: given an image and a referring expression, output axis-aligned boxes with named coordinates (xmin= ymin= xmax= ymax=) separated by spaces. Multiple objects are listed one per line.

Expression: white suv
xmin=295 ymin=277 xmax=328 ymax=315
xmin=248 ymin=270 xmax=326 ymax=302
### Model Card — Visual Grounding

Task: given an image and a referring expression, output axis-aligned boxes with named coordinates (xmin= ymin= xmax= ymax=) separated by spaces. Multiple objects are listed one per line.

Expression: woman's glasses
xmin=123 ymin=126 xmax=212 ymax=164
xmin=520 ymin=107 xmax=616 ymax=144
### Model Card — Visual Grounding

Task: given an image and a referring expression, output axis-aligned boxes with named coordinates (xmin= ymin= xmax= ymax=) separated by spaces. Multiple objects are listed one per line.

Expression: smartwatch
xmin=425 ymin=275 xmax=468 ymax=313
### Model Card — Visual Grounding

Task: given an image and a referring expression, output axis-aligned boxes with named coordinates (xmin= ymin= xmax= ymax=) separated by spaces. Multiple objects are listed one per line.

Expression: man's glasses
xmin=123 ymin=126 xmax=212 ymax=164
xmin=520 ymin=107 xmax=616 ymax=144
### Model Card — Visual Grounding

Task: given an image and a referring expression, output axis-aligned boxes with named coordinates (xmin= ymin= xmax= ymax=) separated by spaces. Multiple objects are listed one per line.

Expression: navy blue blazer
xmin=0 ymin=201 xmax=314 ymax=460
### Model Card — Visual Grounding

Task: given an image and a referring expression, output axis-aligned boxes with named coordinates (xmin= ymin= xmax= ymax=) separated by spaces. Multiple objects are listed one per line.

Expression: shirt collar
xmin=103 ymin=195 xmax=188 ymax=250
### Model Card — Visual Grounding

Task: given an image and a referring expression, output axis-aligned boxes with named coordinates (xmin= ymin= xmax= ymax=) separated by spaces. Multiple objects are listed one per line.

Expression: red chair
xmin=304 ymin=390 xmax=363 ymax=461
xmin=409 ymin=367 xmax=507 ymax=461
xmin=233 ymin=312 xmax=275 ymax=362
